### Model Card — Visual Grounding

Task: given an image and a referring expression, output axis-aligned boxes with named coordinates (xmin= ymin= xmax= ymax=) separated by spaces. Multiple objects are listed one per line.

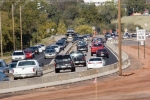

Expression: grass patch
xmin=112 ymin=16 xmax=150 ymax=30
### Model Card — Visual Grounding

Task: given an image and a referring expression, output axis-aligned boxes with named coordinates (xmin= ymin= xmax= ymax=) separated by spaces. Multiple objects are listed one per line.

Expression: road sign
xmin=137 ymin=29 xmax=146 ymax=41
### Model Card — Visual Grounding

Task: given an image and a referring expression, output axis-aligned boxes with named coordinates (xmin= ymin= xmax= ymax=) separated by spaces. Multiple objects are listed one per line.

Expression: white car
xmin=87 ymin=57 xmax=105 ymax=69
xmin=12 ymin=50 xmax=26 ymax=61
xmin=40 ymin=44 xmax=46 ymax=51
xmin=34 ymin=45 xmax=43 ymax=53
xmin=13 ymin=60 xmax=43 ymax=79
xmin=50 ymin=45 xmax=60 ymax=53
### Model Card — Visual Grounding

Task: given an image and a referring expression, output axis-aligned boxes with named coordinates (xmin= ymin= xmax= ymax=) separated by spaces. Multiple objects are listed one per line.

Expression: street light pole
xmin=0 ymin=11 xmax=3 ymax=58
xmin=12 ymin=4 xmax=15 ymax=50
xmin=118 ymin=0 xmax=122 ymax=76
xmin=20 ymin=6 xmax=22 ymax=50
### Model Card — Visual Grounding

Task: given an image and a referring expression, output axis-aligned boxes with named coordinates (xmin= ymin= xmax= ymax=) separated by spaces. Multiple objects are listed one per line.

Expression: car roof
xmin=13 ymin=50 xmax=23 ymax=52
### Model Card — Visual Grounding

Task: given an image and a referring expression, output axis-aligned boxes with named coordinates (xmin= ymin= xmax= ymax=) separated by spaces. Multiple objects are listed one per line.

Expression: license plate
xmin=21 ymin=74 xmax=26 ymax=77
xmin=101 ymin=54 xmax=104 ymax=56
xmin=61 ymin=66 xmax=66 ymax=68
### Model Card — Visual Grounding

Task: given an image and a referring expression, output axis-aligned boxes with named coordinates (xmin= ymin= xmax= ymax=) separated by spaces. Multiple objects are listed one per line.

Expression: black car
xmin=78 ymin=36 xmax=84 ymax=40
xmin=131 ymin=33 xmax=137 ymax=37
xmin=54 ymin=55 xmax=75 ymax=73
xmin=96 ymin=48 xmax=109 ymax=58
xmin=56 ymin=42 xmax=65 ymax=50
xmin=30 ymin=46 xmax=39 ymax=55
xmin=61 ymin=37 xmax=67 ymax=42
xmin=72 ymin=36 xmax=79 ymax=43
xmin=70 ymin=51 xmax=86 ymax=66
xmin=76 ymin=41 xmax=88 ymax=52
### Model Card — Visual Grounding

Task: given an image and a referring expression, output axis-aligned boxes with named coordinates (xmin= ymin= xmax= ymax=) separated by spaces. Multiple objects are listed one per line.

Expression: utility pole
xmin=12 ymin=4 xmax=15 ymax=50
xmin=118 ymin=0 xmax=122 ymax=76
xmin=0 ymin=12 xmax=3 ymax=58
xmin=20 ymin=6 xmax=23 ymax=50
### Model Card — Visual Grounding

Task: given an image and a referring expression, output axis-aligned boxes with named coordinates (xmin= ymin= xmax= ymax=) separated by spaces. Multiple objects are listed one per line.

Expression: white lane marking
xmin=37 ymin=56 xmax=44 ymax=61
xmin=105 ymin=44 xmax=119 ymax=60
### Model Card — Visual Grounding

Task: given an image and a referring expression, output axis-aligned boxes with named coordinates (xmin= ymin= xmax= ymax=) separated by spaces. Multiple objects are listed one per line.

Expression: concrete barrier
xmin=0 ymin=41 xmax=130 ymax=94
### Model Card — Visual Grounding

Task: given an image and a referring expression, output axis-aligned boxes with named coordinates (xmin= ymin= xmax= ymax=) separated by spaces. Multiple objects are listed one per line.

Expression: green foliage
xmin=126 ymin=0 xmax=146 ymax=15
xmin=75 ymin=25 xmax=92 ymax=34
xmin=57 ymin=20 xmax=67 ymax=35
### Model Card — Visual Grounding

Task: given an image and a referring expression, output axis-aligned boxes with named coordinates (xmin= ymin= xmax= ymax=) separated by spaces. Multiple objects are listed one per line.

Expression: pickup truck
xmin=90 ymin=43 xmax=104 ymax=56
xmin=12 ymin=60 xmax=43 ymax=80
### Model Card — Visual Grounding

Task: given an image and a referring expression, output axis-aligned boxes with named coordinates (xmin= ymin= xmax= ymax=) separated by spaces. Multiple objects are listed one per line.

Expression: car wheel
xmin=44 ymin=57 xmax=46 ymax=59
xmin=71 ymin=67 xmax=75 ymax=72
xmin=107 ymin=56 xmax=109 ymax=58
xmin=38 ymin=53 xmax=39 ymax=55
xmin=91 ymin=53 xmax=93 ymax=56
xmin=55 ymin=68 xmax=60 ymax=73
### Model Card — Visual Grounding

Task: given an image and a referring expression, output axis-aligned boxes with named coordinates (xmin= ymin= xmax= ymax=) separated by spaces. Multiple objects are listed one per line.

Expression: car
xmin=76 ymin=41 xmax=88 ymax=52
xmin=96 ymin=48 xmax=109 ymax=58
xmin=70 ymin=51 xmax=87 ymax=66
xmin=39 ymin=44 xmax=46 ymax=51
xmin=44 ymin=49 xmax=57 ymax=59
xmin=78 ymin=36 xmax=84 ymax=40
xmin=61 ymin=37 xmax=67 ymax=42
xmin=0 ymin=72 xmax=9 ymax=82
xmin=54 ymin=54 xmax=75 ymax=73
xmin=11 ymin=50 xmax=26 ymax=61
xmin=87 ymin=57 xmax=105 ymax=69
xmin=24 ymin=50 xmax=34 ymax=59
xmin=34 ymin=45 xmax=43 ymax=53
xmin=50 ymin=45 xmax=60 ymax=53
xmin=24 ymin=48 xmax=35 ymax=57
xmin=72 ymin=36 xmax=79 ymax=43
xmin=30 ymin=46 xmax=39 ymax=55
xmin=58 ymin=39 xmax=67 ymax=47
xmin=0 ymin=59 xmax=9 ymax=73
xmin=131 ymin=33 xmax=137 ymax=37
xmin=56 ymin=42 xmax=65 ymax=50
xmin=13 ymin=60 xmax=43 ymax=79
xmin=90 ymin=43 xmax=105 ymax=56
xmin=7 ymin=62 xmax=17 ymax=73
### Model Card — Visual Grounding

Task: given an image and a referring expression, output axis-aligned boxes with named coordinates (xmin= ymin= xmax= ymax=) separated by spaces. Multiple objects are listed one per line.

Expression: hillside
xmin=112 ymin=16 xmax=150 ymax=31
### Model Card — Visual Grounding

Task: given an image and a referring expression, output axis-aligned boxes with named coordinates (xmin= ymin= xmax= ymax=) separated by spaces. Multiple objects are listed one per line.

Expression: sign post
xmin=137 ymin=29 xmax=146 ymax=58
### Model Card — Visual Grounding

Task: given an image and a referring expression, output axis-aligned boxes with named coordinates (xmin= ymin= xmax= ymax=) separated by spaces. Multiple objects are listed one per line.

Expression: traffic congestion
xmin=0 ymin=29 xmax=118 ymax=81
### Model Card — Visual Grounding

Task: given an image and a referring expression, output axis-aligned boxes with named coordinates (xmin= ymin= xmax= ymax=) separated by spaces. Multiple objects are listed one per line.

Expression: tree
xmin=126 ymin=0 xmax=146 ymax=15
xmin=75 ymin=25 xmax=92 ymax=34
xmin=57 ymin=20 xmax=67 ymax=35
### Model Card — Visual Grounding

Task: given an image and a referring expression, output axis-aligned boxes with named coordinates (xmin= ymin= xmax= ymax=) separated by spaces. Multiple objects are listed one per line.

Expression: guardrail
xmin=0 ymin=41 xmax=130 ymax=94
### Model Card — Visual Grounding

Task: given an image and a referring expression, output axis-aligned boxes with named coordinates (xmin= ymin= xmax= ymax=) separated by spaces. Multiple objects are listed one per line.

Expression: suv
xmin=12 ymin=50 xmax=26 ymax=61
xmin=76 ymin=41 xmax=88 ymax=52
xmin=54 ymin=55 xmax=75 ymax=73
xmin=70 ymin=51 xmax=86 ymax=66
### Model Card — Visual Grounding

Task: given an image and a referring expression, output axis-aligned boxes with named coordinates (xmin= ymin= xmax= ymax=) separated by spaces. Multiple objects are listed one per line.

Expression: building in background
xmin=83 ymin=0 xmax=115 ymax=6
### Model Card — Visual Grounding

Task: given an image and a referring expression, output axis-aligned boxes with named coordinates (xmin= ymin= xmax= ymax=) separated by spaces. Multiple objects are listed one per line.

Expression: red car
xmin=90 ymin=43 xmax=104 ymax=56
xmin=24 ymin=50 xmax=34 ymax=59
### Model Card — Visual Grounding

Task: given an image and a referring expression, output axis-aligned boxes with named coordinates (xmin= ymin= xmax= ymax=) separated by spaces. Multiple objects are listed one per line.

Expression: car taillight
xmin=88 ymin=62 xmax=93 ymax=64
xmin=70 ymin=61 xmax=73 ymax=64
xmin=54 ymin=63 xmax=56 ymax=67
xmin=97 ymin=62 xmax=102 ymax=64
xmin=12 ymin=69 xmax=14 ymax=73
xmin=33 ymin=68 xmax=35 ymax=72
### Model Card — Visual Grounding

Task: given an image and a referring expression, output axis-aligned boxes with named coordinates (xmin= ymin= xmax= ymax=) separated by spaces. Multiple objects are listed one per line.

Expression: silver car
xmin=44 ymin=49 xmax=57 ymax=59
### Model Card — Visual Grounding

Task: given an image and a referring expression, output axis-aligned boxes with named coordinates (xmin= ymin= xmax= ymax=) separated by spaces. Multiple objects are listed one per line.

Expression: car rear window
xmin=89 ymin=58 xmax=102 ymax=61
xmin=93 ymin=44 xmax=102 ymax=47
xmin=98 ymin=49 xmax=107 ymax=52
xmin=55 ymin=55 xmax=71 ymax=62
xmin=18 ymin=61 xmax=36 ymax=66
xmin=13 ymin=52 xmax=24 ymax=55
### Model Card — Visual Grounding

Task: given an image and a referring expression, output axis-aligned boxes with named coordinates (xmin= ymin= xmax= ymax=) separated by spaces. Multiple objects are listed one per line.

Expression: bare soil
xmin=1 ymin=39 xmax=150 ymax=100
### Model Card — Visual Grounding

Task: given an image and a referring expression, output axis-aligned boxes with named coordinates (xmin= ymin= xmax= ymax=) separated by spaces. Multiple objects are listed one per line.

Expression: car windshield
xmin=89 ymin=58 xmax=102 ymax=61
xmin=13 ymin=52 xmax=24 ymax=55
xmin=46 ymin=49 xmax=55 ymax=53
xmin=51 ymin=46 xmax=58 ymax=48
xmin=70 ymin=52 xmax=84 ymax=57
xmin=30 ymin=47 xmax=37 ymax=49
xmin=18 ymin=61 xmax=36 ymax=66
xmin=56 ymin=43 xmax=63 ymax=46
xmin=78 ymin=41 xmax=86 ymax=45
xmin=55 ymin=55 xmax=71 ymax=62
xmin=79 ymin=37 xmax=83 ymax=39
xmin=93 ymin=44 xmax=102 ymax=47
